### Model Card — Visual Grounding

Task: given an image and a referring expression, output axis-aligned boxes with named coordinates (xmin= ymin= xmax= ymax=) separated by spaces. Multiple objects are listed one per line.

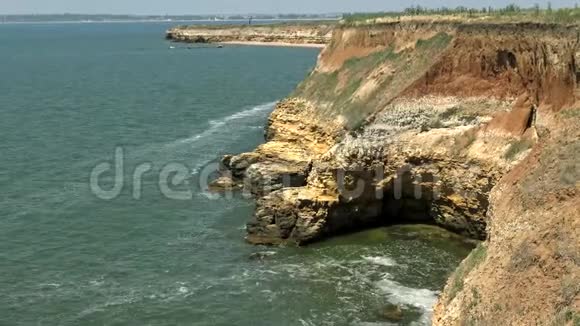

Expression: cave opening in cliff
xmin=497 ymin=50 xmax=518 ymax=70
xmin=324 ymin=168 xmax=443 ymax=241
xmin=330 ymin=168 xmax=445 ymax=238
xmin=379 ymin=170 xmax=439 ymax=227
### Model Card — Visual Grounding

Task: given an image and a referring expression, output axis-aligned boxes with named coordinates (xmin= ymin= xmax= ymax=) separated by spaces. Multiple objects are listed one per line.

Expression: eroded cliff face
xmin=432 ymin=107 xmax=579 ymax=325
xmin=210 ymin=21 xmax=579 ymax=324
xmin=166 ymin=23 xmax=334 ymax=45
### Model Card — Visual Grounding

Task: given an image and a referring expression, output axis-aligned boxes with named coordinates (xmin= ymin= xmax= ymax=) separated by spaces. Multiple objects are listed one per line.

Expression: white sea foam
xmin=77 ymin=294 xmax=139 ymax=319
xmin=362 ymin=255 xmax=398 ymax=267
xmin=376 ymin=278 xmax=439 ymax=325
xmin=255 ymin=250 xmax=277 ymax=257
xmin=221 ymin=101 xmax=276 ymax=122
xmin=39 ymin=283 xmax=61 ymax=288
xmin=176 ymin=101 xmax=276 ymax=146
xmin=299 ymin=319 xmax=317 ymax=326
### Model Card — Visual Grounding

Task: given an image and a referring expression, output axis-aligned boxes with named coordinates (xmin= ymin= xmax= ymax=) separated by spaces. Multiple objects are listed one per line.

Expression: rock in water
xmin=208 ymin=176 xmax=238 ymax=192
xmin=379 ymin=303 xmax=404 ymax=322
xmin=248 ymin=251 xmax=275 ymax=262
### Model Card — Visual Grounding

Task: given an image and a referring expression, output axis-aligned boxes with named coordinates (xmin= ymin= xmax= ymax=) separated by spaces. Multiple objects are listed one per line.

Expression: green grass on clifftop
xmin=342 ymin=5 xmax=580 ymax=25
xmin=294 ymin=32 xmax=453 ymax=129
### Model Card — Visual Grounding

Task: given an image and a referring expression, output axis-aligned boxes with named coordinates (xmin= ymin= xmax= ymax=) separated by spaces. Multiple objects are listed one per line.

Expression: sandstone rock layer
xmin=166 ymin=23 xmax=334 ymax=46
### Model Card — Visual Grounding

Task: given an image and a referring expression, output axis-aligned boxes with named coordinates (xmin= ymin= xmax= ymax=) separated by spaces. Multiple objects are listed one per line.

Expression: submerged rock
xmin=248 ymin=251 xmax=276 ymax=262
xmin=208 ymin=176 xmax=239 ymax=192
xmin=379 ymin=303 xmax=404 ymax=322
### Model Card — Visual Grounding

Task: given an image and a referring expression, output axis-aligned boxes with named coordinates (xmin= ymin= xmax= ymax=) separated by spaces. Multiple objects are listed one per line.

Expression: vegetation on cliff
xmin=199 ymin=15 xmax=579 ymax=325
xmin=343 ymin=4 xmax=580 ymax=24
xmin=295 ymin=32 xmax=453 ymax=129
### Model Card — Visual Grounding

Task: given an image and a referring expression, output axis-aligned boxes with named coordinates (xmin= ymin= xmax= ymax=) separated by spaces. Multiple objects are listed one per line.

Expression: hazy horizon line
xmin=1 ymin=13 xmax=343 ymax=16
xmin=2 ymin=3 xmax=578 ymax=18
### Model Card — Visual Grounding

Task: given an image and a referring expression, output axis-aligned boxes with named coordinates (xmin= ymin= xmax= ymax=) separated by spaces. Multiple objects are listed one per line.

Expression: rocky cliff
xmin=206 ymin=21 xmax=579 ymax=324
xmin=166 ymin=23 xmax=334 ymax=46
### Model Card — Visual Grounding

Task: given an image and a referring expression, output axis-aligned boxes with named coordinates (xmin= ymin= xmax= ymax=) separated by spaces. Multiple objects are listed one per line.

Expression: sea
xmin=0 ymin=22 xmax=474 ymax=326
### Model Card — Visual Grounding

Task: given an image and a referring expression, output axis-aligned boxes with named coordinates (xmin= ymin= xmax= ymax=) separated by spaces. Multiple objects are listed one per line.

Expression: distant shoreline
xmin=0 ymin=18 xmax=339 ymax=25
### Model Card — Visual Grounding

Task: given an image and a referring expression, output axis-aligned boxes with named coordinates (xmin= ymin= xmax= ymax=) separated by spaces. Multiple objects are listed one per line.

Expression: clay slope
xmin=211 ymin=21 xmax=579 ymax=324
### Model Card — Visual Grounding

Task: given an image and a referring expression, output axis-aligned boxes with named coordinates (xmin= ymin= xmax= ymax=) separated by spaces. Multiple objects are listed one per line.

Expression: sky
xmin=1 ymin=0 xmax=578 ymax=15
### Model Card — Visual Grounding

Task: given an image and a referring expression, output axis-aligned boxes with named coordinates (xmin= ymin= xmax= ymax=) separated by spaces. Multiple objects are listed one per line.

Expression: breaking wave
xmin=376 ymin=278 xmax=439 ymax=325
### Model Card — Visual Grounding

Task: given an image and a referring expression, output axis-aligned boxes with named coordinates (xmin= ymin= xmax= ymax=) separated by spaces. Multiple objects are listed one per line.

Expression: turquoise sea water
xmin=0 ymin=23 xmax=474 ymax=325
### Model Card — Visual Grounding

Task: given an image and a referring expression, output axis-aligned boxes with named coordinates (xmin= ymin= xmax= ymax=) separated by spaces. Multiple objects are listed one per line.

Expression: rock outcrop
xmin=193 ymin=20 xmax=579 ymax=324
xmin=166 ymin=23 xmax=334 ymax=46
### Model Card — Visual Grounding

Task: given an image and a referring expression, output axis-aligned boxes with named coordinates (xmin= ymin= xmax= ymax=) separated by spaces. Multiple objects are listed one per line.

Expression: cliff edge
xmin=193 ymin=20 xmax=579 ymax=324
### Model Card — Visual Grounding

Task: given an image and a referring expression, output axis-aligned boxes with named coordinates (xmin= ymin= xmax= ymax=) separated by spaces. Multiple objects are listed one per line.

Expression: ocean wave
xmin=177 ymin=101 xmax=276 ymax=146
xmin=376 ymin=278 xmax=438 ymax=325
xmin=220 ymin=101 xmax=276 ymax=122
